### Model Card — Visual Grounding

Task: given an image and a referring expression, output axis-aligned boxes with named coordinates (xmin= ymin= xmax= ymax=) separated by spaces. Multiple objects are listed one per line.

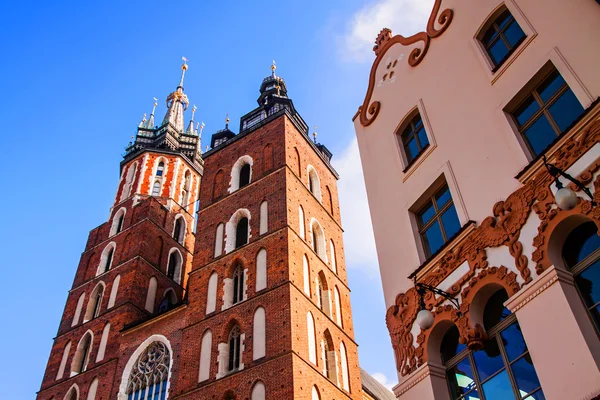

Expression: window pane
xmin=538 ymin=72 xmax=564 ymax=103
xmin=514 ymin=97 xmax=539 ymax=126
xmin=424 ymin=220 xmax=444 ymax=255
xmin=522 ymin=115 xmax=557 ymax=156
xmin=418 ymin=202 xmax=436 ymax=224
xmin=447 ymin=358 xmax=477 ymax=398
xmin=417 ymin=126 xmax=429 ymax=148
xmin=483 ymin=290 xmax=510 ymax=330
xmin=511 ymin=354 xmax=541 ymax=396
xmin=500 ymin=322 xmax=528 ymax=361
xmin=548 ymin=89 xmax=584 ymax=132
xmin=473 ymin=339 xmax=505 ymax=381
xmin=504 ymin=21 xmax=525 ymax=47
xmin=562 ymin=222 xmax=600 ymax=265
xmin=481 ymin=369 xmax=516 ymax=400
xmin=436 ymin=187 xmax=452 ymax=207
xmin=462 ymin=389 xmax=481 ymax=400
xmin=523 ymin=389 xmax=545 ymax=400
xmin=489 ymin=39 xmax=509 ymax=65
xmin=496 ymin=10 xmax=512 ymax=28
xmin=441 ymin=205 xmax=461 ymax=239
xmin=575 ymin=259 xmax=600 ymax=309
xmin=406 ymin=137 xmax=420 ymax=162
xmin=482 ymin=27 xmax=499 ymax=46
xmin=441 ymin=325 xmax=467 ymax=363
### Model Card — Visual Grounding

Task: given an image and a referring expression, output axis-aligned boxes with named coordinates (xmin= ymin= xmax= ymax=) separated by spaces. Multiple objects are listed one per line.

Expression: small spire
xmin=186 ymin=105 xmax=197 ymax=134
xmin=139 ymin=113 xmax=147 ymax=127
xmin=199 ymin=121 xmax=205 ymax=136
xmin=271 ymin=60 xmax=276 ymax=78
xmin=313 ymin=126 xmax=318 ymax=143
xmin=191 ymin=105 xmax=197 ymax=121
xmin=146 ymin=97 xmax=158 ymax=128
xmin=225 ymin=113 xmax=230 ymax=129
xmin=179 ymin=56 xmax=188 ymax=87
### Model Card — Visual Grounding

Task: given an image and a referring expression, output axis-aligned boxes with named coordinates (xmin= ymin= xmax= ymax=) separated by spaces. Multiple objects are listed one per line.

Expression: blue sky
xmin=0 ymin=0 xmax=434 ymax=397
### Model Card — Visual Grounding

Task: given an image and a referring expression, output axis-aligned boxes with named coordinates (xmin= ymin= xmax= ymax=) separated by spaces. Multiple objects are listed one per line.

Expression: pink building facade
xmin=353 ymin=0 xmax=600 ymax=399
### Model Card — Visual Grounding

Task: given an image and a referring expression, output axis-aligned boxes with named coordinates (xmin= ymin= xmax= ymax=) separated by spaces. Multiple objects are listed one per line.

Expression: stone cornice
xmin=505 ymin=266 xmax=574 ymax=313
xmin=393 ymin=362 xmax=445 ymax=397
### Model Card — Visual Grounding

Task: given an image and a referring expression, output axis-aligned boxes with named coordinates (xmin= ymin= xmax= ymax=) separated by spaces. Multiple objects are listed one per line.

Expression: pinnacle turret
xmin=162 ymin=57 xmax=190 ymax=132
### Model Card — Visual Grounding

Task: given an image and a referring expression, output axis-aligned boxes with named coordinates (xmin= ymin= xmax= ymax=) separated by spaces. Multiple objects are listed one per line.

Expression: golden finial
xmin=200 ymin=121 xmax=205 ymax=134
xmin=179 ymin=56 xmax=188 ymax=87
xmin=271 ymin=60 xmax=276 ymax=77
xmin=313 ymin=126 xmax=318 ymax=143
xmin=225 ymin=113 xmax=230 ymax=128
xmin=151 ymin=97 xmax=158 ymax=115
xmin=191 ymin=105 xmax=197 ymax=120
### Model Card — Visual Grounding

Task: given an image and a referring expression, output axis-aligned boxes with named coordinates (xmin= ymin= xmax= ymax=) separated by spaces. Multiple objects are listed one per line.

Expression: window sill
xmin=402 ymin=143 xmax=437 ymax=183
xmin=402 ymin=144 xmax=431 ymax=173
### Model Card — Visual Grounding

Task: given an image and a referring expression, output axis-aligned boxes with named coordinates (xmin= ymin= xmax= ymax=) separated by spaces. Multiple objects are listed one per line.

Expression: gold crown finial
xmin=182 ymin=56 xmax=188 ymax=71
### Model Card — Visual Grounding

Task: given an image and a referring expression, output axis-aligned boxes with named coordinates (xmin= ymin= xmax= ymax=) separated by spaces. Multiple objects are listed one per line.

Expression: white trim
xmin=63 ymin=384 xmax=80 ymax=400
xmin=172 ymin=214 xmax=186 ymax=244
xmin=70 ymin=329 xmax=94 ymax=376
xmin=56 ymin=340 xmax=71 ymax=380
xmin=72 ymin=292 xmax=86 ymax=327
xmin=97 ymin=242 xmax=117 ymax=276
xmin=109 ymin=208 xmax=127 ymax=237
xmin=229 ymin=155 xmax=254 ymax=193
xmin=107 ymin=274 xmax=120 ymax=309
xmin=145 ymin=277 xmax=158 ymax=313
xmin=309 ymin=218 xmax=328 ymax=263
xmin=307 ymin=165 xmax=322 ymax=201
xmin=135 ymin=154 xmax=149 ymax=194
xmin=166 ymin=248 xmax=184 ymax=284
xmin=83 ymin=281 xmax=106 ymax=323
xmin=86 ymin=378 xmax=99 ymax=400
xmin=96 ymin=323 xmax=110 ymax=362
xmin=198 ymin=329 xmax=212 ymax=382
xmin=117 ymin=335 xmax=174 ymax=400
xmin=224 ymin=208 xmax=252 ymax=253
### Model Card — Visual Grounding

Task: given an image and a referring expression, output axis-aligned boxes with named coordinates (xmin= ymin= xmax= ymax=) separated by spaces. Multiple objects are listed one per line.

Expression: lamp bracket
xmin=542 ymin=155 xmax=596 ymax=205
xmin=415 ymin=282 xmax=461 ymax=312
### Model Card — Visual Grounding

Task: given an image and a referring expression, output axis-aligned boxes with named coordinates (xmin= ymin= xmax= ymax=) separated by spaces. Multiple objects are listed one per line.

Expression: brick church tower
xmin=37 ymin=61 xmax=363 ymax=400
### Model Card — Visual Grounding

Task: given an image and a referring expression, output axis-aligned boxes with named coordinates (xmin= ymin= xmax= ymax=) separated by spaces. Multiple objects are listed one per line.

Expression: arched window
xmin=71 ymin=331 xmax=93 ymax=375
xmin=199 ymin=329 xmax=212 ymax=382
xmin=322 ymin=330 xmax=337 ymax=384
xmin=120 ymin=161 xmax=137 ymax=202
xmin=206 ymin=272 xmax=218 ymax=314
xmin=84 ymin=282 xmax=105 ymax=322
xmin=311 ymin=386 xmax=321 ymax=400
xmin=326 ymin=186 xmax=334 ymax=215
xmin=478 ymin=6 xmax=526 ymax=69
xmin=107 ymin=274 xmax=120 ymax=309
xmin=87 ymin=378 xmax=99 ymax=400
xmin=110 ymin=208 xmax=126 ymax=237
xmin=145 ymin=277 xmax=158 ymax=313
xmin=215 ymin=223 xmax=224 ymax=257
xmin=256 ymin=249 xmax=267 ymax=292
xmin=310 ymin=219 xmax=327 ymax=262
xmin=307 ymin=312 xmax=317 ymax=364
xmin=97 ymin=243 xmax=116 ymax=276
xmin=166 ymin=249 xmax=182 ymax=284
xmin=72 ymin=292 xmax=86 ymax=327
xmin=181 ymin=170 xmax=191 ymax=206
xmin=444 ymin=290 xmax=544 ymax=399
xmin=259 ymin=201 xmax=268 ymax=235
xmin=316 ymin=272 xmax=331 ymax=317
xmin=294 ymin=147 xmax=301 ymax=177
xmin=307 ymin=166 xmax=321 ymax=201
xmin=64 ymin=385 xmax=79 ymax=400
xmin=562 ymin=221 xmax=600 ymax=332
xmin=173 ymin=216 xmax=185 ymax=244
xmin=158 ymin=289 xmax=178 ymax=314
xmin=329 ymin=240 xmax=337 ymax=274
xmin=253 ymin=307 xmax=266 ymax=360
xmin=56 ymin=341 xmax=71 ymax=380
xmin=239 ymin=164 xmax=251 ymax=188
xmin=232 ymin=265 xmax=244 ymax=305
xmin=228 ymin=326 xmax=242 ymax=372
xmin=213 ymin=169 xmax=225 ymax=200
xmin=151 ymin=180 xmax=162 ymax=196
xmin=125 ymin=341 xmax=171 ymax=400
xmin=96 ymin=323 xmax=110 ymax=362
xmin=236 ymin=217 xmax=249 ymax=248
xmin=334 ymin=286 xmax=342 ymax=327
xmin=230 ymin=155 xmax=254 ymax=193
xmin=303 ymin=255 xmax=311 ymax=296
xmin=225 ymin=209 xmax=251 ymax=253
xmin=251 ymin=381 xmax=266 ymax=400
xmin=299 ymin=206 xmax=305 ymax=239
xmin=396 ymin=110 xmax=430 ymax=165
xmin=156 ymin=161 xmax=165 ymax=176
xmin=340 ymin=341 xmax=350 ymax=391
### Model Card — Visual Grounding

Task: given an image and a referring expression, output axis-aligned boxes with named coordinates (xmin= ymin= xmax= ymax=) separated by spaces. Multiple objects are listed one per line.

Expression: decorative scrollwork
xmin=355 ymin=0 xmax=454 ymax=127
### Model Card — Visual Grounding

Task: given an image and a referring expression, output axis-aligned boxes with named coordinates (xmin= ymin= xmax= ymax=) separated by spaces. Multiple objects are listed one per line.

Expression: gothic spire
xmin=162 ymin=57 xmax=190 ymax=132
xmin=146 ymin=97 xmax=157 ymax=128
xmin=186 ymin=105 xmax=197 ymax=134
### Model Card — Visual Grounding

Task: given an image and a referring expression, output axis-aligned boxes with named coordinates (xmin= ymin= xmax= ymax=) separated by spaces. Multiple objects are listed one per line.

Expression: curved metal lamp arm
xmin=415 ymin=282 xmax=461 ymax=311
xmin=542 ymin=155 xmax=596 ymax=204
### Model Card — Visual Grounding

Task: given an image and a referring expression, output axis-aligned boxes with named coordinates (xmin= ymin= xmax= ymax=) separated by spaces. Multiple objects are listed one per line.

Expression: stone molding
xmin=504 ymin=266 xmax=574 ymax=313
xmin=393 ymin=362 xmax=445 ymax=397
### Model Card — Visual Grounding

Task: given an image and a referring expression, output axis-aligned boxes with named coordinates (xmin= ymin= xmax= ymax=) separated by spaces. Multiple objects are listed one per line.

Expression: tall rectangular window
xmin=510 ymin=68 xmax=584 ymax=156
xmin=480 ymin=8 xmax=526 ymax=69
xmin=417 ymin=184 xmax=461 ymax=257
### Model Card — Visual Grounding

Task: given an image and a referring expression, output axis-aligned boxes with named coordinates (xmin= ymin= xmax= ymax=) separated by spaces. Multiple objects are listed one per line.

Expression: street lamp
xmin=543 ymin=155 xmax=596 ymax=210
xmin=414 ymin=278 xmax=462 ymax=330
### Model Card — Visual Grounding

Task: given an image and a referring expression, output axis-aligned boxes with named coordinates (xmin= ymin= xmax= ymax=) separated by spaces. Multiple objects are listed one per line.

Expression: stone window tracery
xmin=125 ymin=341 xmax=171 ymax=400
xmin=228 ymin=326 xmax=242 ymax=372
xmin=232 ymin=265 xmax=244 ymax=305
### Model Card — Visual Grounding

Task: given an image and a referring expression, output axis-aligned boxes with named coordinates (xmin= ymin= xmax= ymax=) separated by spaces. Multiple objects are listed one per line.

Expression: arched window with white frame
xmin=120 ymin=337 xmax=172 ymax=400
xmin=307 ymin=311 xmax=317 ymax=364
xmin=298 ymin=205 xmax=305 ymax=239
xmin=256 ymin=249 xmax=267 ymax=292
xmin=311 ymin=385 xmax=321 ymax=400
xmin=86 ymin=378 xmax=99 ymax=400
xmin=56 ymin=341 xmax=71 ymax=380
xmin=251 ymin=381 xmax=265 ymax=400
xmin=329 ymin=240 xmax=337 ymax=274
xmin=228 ymin=325 xmax=242 ymax=372
xmin=307 ymin=165 xmax=322 ymax=201
xmin=96 ymin=323 xmax=110 ymax=362
xmin=253 ymin=307 xmax=266 ymax=360
xmin=198 ymin=329 xmax=212 ymax=382
xmin=225 ymin=209 xmax=251 ymax=253
xmin=110 ymin=208 xmax=126 ymax=237
xmin=151 ymin=180 xmax=162 ymax=196
xmin=310 ymin=219 xmax=327 ymax=262
xmin=107 ymin=274 xmax=120 ymax=309
xmin=303 ymin=255 xmax=311 ymax=296
xmin=97 ymin=242 xmax=116 ymax=276
xmin=316 ymin=272 xmax=331 ymax=317
xmin=181 ymin=170 xmax=192 ymax=206
xmin=340 ymin=341 xmax=350 ymax=392
xmin=166 ymin=248 xmax=183 ymax=284
xmin=120 ymin=161 xmax=137 ymax=202
xmin=72 ymin=292 xmax=86 ymax=327
xmin=84 ymin=282 xmax=105 ymax=322
xmin=64 ymin=384 xmax=79 ymax=400
xmin=232 ymin=265 xmax=245 ymax=305
xmin=173 ymin=215 xmax=186 ymax=244
xmin=206 ymin=272 xmax=218 ymax=314
xmin=321 ymin=330 xmax=338 ymax=384
xmin=71 ymin=330 xmax=94 ymax=376
xmin=334 ymin=286 xmax=343 ymax=327
xmin=259 ymin=201 xmax=268 ymax=235
xmin=229 ymin=155 xmax=253 ymax=193
xmin=214 ymin=223 xmax=224 ymax=257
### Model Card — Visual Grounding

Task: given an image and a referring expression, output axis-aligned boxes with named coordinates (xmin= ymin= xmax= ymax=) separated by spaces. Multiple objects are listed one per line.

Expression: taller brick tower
xmin=37 ymin=62 xmax=362 ymax=400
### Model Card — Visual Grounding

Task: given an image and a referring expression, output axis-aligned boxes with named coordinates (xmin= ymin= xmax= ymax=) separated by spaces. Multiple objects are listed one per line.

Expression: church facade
xmin=37 ymin=62 xmax=365 ymax=400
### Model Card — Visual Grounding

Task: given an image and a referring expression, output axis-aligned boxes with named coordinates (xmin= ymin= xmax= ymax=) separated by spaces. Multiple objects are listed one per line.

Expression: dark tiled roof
xmin=360 ymin=369 xmax=396 ymax=400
